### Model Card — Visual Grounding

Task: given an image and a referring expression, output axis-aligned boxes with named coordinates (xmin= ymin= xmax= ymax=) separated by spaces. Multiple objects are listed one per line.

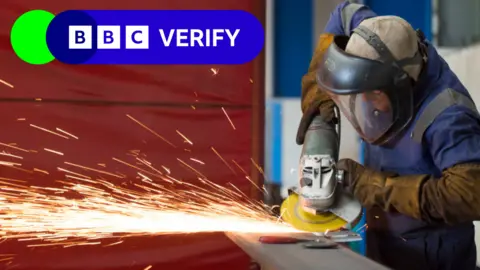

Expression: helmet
xmin=316 ymin=16 xmax=427 ymax=145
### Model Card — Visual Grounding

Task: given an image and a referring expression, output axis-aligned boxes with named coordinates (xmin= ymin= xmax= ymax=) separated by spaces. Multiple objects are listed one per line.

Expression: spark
xmin=64 ymin=161 xmax=124 ymax=179
xmin=113 ymin=157 xmax=162 ymax=178
xmin=126 ymin=114 xmax=176 ymax=148
xmin=0 ymin=161 xmax=21 ymax=167
xmin=161 ymin=166 xmax=170 ymax=174
xmin=211 ymin=147 xmax=236 ymax=175
xmin=250 ymin=158 xmax=264 ymax=174
xmin=103 ymin=240 xmax=123 ymax=247
xmin=0 ymin=151 xmax=23 ymax=159
xmin=16 ymin=118 xmax=26 ymax=121
xmin=177 ymin=158 xmax=207 ymax=179
xmin=44 ymin=148 xmax=64 ymax=156
xmin=190 ymin=158 xmax=204 ymax=165
xmin=0 ymin=257 xmax=13 ymax=263
xmin=136 ymin=158 xmax=164 ymax=176
xmin=0 ymin=142 xmax=29 ymax=153
xmin=58 ymin=167 xmax=91 ymax=179
xmin=231 ymin=160 xmax=262 ymax=192
xmin=29 ymin=124 xmax=69 ymax=139
xmin=33 ymin=168 xmax=49 ymax=175
xmin=176 ymin=130 xmax=193 ymax=145
xmin=56 ymin=128 xmax=79 ymax=139
xmin=221 ymin=107 xmax=236 ymax=130
xmin=144 ymin=266 xmax=153 ymax=270
xmin=0 ymin=79 xmax=13 ymax=88
xmin=35 ymin=98 xmax=42 ymax=101
xmin=210 ymin=68 xmax=219 ymax=76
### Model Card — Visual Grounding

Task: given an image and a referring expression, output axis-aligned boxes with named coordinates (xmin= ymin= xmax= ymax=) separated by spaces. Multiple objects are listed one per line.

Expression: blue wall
xmin=274 ymin=0 xmax=313 ymax=97
xmin=364 ymin=0 xmax=432 ymax=40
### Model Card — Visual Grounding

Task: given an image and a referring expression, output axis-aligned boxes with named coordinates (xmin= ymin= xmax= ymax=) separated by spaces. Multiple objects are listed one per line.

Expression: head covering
xmin=346 ymin=16 xmax=422 ymax=81
xmin=316 ymin=16 xmax=427 ymax=145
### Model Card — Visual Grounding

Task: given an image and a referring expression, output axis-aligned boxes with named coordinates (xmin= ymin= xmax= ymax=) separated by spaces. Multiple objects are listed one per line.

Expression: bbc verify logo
xmin=42 ymin=10 xmax=264 ymax=64
xmin=68 ymin=25 xmax=240 ymax=49
xmin=69 ymin=26 xmax=149 ymax=49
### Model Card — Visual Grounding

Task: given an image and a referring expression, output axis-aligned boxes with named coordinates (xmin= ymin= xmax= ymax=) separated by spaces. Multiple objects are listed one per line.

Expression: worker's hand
xmin=337 ymin=158 xmax=397 ymax=207
xmin=296 ymin=100 xmax=336 ymax=145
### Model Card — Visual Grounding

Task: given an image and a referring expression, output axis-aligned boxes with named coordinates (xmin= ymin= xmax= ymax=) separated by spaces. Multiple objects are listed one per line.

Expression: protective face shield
xmin=316 ymin=25 xmax=426 ymax=145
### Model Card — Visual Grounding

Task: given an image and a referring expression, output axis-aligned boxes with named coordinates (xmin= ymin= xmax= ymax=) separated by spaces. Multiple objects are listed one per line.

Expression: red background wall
xmin=0 ymin=1 xmax=265 ymax=269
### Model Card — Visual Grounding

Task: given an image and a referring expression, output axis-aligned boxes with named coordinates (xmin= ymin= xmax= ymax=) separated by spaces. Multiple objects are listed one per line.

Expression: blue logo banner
xmin=46 ymin=10 xmax=265 ymax=65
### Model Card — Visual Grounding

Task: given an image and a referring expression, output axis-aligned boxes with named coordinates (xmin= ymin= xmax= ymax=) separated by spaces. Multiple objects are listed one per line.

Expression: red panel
xmin=0 ymin=104 xmax=253 ymax=189
xmin=0 ymin=0 xmax=266 ymax=269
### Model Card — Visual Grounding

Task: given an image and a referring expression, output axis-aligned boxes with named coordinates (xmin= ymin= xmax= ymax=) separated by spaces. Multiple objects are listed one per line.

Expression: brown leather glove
xmin=297 ymin=33 xmax=336 ymax=145
xmin=336 ymin=159 xmax=418 ymax=216
xmin=337 ymin=160 xmax=480 ymax=224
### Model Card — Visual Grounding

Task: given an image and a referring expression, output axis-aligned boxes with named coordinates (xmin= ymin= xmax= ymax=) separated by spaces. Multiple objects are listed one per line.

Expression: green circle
xmin=11 ymin=10 xmax=55 ymax=65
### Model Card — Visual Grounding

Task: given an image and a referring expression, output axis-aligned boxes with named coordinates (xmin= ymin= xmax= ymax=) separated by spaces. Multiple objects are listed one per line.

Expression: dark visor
xmin=316 ymin=35 xmax=400 ymax=96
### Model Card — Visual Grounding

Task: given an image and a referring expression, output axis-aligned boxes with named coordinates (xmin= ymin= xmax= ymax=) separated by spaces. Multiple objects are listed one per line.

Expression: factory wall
xmin=265 ymin=0 xmax=480 ymax=263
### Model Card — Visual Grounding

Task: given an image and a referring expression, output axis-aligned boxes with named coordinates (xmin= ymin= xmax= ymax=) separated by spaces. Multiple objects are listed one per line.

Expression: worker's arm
xmin=298 ymin=2 xmax=376 ymax=144
xmin=338 ymin=106 xmax=480 ymax=225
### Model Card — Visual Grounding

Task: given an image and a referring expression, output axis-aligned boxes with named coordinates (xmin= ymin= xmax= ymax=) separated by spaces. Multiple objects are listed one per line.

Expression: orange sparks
xmin=113 ymin=157 xmax=163 ymax=178
xmin=221 ymin=107 xmax=236 ymax=130
xmin=0 ymin=114 xmax=301 ymax=249
xmin=0 ymin=168 xmax=297 ymax=245
xmin=176 ymin=130 xmax=193 ymax=145
xmin=231 ymin=160 xmax=262 ymax=192
xmin=29 ymin=124 xmax=69 ymax=139
xmin=0 ymin=79 xmax=13 ymax=88
xmin=211 ymin=147 xmax=236 ymax=175
xmin=0 ymin=161 xmax=21 ymax=167
xmin=103 ymin=240 xmax=124 ymax=247
xmin=35 ymin=98 xmax=42 ymax=101
xmin=190 ymin=158 xmax=204 ymax=165
xmin=0 ymin=142 xmax=29 ymax=153
xmin=210 ymin=68 xmax=219 ymax=76
xmin=161 ymin=166 xmax=170 ymax=174
xmin=64 ymin=161 xmax=124 ymax=178
xmin=58 ymin=167 xmax=91 ymax=179
xmin=126 ymin=114 xmax=176 ymax=148
xmin=250 ymin=158 xmax=265 ymax=174
xmin=0 ymin=257 xmax=14 ymax=263
xmin=0 ymin=151 xmax=23 ymax=159
xmin=144 ymin=266 xmax=153 ymax=270
xmin=33 ymin=168 xmax=49 ymax=175
xmin=56 ymin=128 xmax=79 ymax=139
xmin=44 ymin=148 xmax=64 ymax=156
xmin=177 ymin=158 xmax=207 ymax=179
xmin=16 ymin=118 xmax=26 ymax=121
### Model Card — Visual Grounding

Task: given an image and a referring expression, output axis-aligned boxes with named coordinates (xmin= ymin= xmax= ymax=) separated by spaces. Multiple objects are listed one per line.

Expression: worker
xmin=296 ymin=1 xmax=480 ymax=270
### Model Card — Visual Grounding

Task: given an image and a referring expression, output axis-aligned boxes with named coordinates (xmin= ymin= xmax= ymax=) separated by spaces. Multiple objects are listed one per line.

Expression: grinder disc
xmin=280 ymin=193 xmax=347 ymax=232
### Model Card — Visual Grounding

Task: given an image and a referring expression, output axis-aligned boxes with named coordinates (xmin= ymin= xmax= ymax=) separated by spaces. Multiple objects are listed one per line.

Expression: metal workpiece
xmin=226 ymin=232 xmax=390 ymax=270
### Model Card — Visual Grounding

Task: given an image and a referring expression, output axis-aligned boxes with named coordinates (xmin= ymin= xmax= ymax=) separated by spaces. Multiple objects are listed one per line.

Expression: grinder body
xmin=299 ymin=115 xmax=341 ymax=214
xmin=281 ymin=114 xmax=362 ymax=232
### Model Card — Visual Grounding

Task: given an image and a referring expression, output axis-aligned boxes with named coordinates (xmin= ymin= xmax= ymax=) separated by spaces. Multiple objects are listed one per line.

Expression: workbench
xmin=226 ymin=232 xmax=390 ymax=270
